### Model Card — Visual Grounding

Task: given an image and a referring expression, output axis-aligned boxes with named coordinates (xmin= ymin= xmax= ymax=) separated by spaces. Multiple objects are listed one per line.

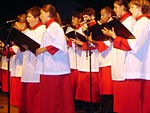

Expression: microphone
xmin=5 ymin=19 xmax=17 ymax=23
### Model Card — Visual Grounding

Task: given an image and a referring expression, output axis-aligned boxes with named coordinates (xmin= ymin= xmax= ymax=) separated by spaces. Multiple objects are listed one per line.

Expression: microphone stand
xmin=85 ymin=24 xmax=93 ymax=113
xmin=5 ymin=21 xmax=15 ymax=113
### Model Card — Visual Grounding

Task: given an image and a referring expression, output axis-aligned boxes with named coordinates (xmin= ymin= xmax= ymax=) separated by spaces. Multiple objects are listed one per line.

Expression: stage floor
xmin=0 ymin=91 xmax=18 ymax=113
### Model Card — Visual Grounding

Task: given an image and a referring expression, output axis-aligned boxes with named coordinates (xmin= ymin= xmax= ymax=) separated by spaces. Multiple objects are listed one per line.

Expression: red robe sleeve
xmin=82 ymin=41 xmax=107 ymax=51
xmin=2 ymin=46 xmax=16 ymax=56
xmin=96 ymin=41 xmax=109 ymax=52
xmin=67 ymin=39 xmax=72 ymax=47
xmin=82 ymin=42 xmax=88 ymax=50
xmin=46 ymin=45 xmax=59 ymax=55
xmin=113 ymin=36 xmax=131 ymax=51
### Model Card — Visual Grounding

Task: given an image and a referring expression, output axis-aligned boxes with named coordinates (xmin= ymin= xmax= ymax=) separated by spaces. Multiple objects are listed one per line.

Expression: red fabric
xmin=0 ymin=69 xmax=2 ymax=83
xmin=70 ymin=69 xmax=78 ymax=98
xmin=2 ymin=46 xmax=16 ymax=56
xmin=30 ymin=22 xmax=43 ymax=30
xmin=75 ymin=24 xmax=81 ymax=30
xmin=40 ymin=74 xmax=75 ymax=113
xmin=113 ymin=80 xmax=141 ymax=113
xmin=96 ymin=41 xmax=109 ymax=52
xmin=19 ymin=82 xmax=40 ymax=113
xmin=120 ymin=13 xmax=131 ymax=22
xmin=75 ymin=71 xmax=101 ymax=103
xmin=46 ymin=45 xmax=59 ymax=55
xmin=82 ymin=42 xmax=96 ymax=51
xmin=147 ymin=15 xmax=150 ymax=19
xmin=136 ymin=14 xmax=146 ymax=21
xmin=99 ymin=66 xmax=113 ymax=95
xmin=88 ymin=20 xmax=96 ymax=27
xmin=113 ymin=36 xmax=131 ymax=51
xmin=45 ymin=18 xmax=55 ymax=28
xmin=10 ymin=77 xmax=21 ymax=107
xmin=68 ymin=39 xmax=72 ymax=47
xmin=141 ymin=80 xmax=150 ymax=113
xmin=1 ymin=69 xmax=9 ymax=92
xmin=82 ymin=42 xmax=88 ymax=50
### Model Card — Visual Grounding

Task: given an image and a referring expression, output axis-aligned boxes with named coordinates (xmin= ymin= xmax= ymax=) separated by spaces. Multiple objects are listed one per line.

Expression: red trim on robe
xmin=2 ymin=46 xmax=16 ymax=56
xmin=136 ymin=14 xmax=147 ymax=21
xmin=45 ymin=18 xmax=55 ymax=28
xmin=46 ymin=45 xmax=59 ymax=55
xmin=68 ymin=39 xmax=72 ymax=47
xmin=75 ymin=24 xmax=81 ymax=30
xmin=120 ymin=13 xmax=131 ymax=22
xmin=88 ymin=20 xmax=96 ymax=27
xmin=82 ymin=42 xmax=88 ymax=50
xmin=82 ymin=42 xmax=96 ymax=51
xmin=113 ymin=36 xmax=131 ymax=51
xmin=147 ymin=15 xmax=150 ymax=19
xmin=30 ymin=22 xmax=43 ymax=30
xmin=96 ymin=41 xmax=108 ymax=52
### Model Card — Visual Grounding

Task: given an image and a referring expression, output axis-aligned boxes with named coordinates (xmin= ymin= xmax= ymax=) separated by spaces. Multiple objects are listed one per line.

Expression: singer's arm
xmin=36 ymin=45 xmax=59 ymax=56
xmin=102 ymin=26 xmax=131 ymax=51
xmin=87 ymin=32 xmax=109 ymax=52
xmin=113 ymin=36 xmax=131 ymax=51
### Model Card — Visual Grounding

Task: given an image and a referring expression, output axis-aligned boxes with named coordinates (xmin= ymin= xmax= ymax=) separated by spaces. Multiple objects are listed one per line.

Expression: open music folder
xmin=8 ymin=28 xmax=40 ymax=54
xmin=64 ymin=26 xmax=87 ymax=42
xmin=86 ymin=19 xmax=135 ymax=41
xmin=66 ymin=31 xmax=87 ymax=42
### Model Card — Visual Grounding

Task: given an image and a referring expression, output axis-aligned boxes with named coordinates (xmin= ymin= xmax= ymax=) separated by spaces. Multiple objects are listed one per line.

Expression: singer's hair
xmin=129 ymin=0 xmax=150 ymax=14
xmin=72 ymin=12 xmax=83 ymax=19
xmin=41 ymin=4 xmax=62 ymax=26
xmin=101 ymin=6 xmax=114 ymax=15
xmin=82 ymin=8 xmax=95 ymax=16
xmin=17 ymin=13 xmax=27 ymax=23
xmin=114 ymin=0 xmax=130 ymax=11
xmin=26 ymin=7 xmax=40 ymax=18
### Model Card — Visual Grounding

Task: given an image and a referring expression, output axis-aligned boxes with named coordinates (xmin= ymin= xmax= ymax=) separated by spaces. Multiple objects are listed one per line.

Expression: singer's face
xmin=83 ymin=15 xmax=91 ymax=21
xmin=100 ymin=9 xmax=111 ymax=24
xmin=129 ymin=4 xmax=141 ymax=18
xmin=71 ymin=16 xmax=81 ymax=26
xmin=114 ymin=3 xmax=123 ymax=18
xmin=27 ymin=13 xmax=39 ymax=28
xmin=40 ymin=9 xmax=49 ymax=24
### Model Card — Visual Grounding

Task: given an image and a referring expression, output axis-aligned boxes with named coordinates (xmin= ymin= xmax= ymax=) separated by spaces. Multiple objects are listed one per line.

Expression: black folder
xmin=106 ymin=19 xmax=135 ymax=39
xmin=9 ymin=28 xmax=40 ymax=54
xmin=66 ymin=30 xmax=87 ymax=42
xmin=87 ymin=19 xmax=135 ymax=41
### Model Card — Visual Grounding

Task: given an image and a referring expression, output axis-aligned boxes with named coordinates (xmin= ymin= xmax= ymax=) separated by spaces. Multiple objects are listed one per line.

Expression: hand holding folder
xmin=103 ymin=19 xmax=135 ymax=39
xmin=8 ymin=28 xmax=40 ymax=54
xmin=86 ymin=19 xmax=135 ymax=41
xmin=64 ymin=26 xmax=87 ymax=42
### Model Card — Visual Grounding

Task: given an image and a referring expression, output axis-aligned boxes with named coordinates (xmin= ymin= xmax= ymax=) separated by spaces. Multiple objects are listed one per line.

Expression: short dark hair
xmin=82 ymin=8 xmax=95 ymax=16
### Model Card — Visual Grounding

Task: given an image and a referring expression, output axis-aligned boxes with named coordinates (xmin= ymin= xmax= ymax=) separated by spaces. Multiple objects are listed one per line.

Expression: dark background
xmin=0 ymin=0 xmax=115 ymax=25
xmin=0 ymin=0 xmax=115 ymax=41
